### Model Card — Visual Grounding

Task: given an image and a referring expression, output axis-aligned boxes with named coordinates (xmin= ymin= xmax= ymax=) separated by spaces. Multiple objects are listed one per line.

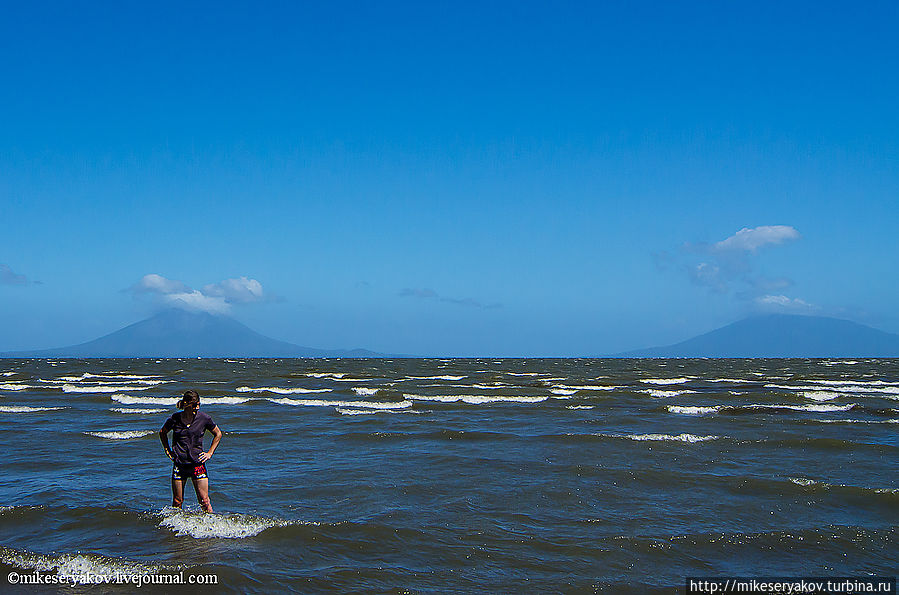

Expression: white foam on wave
xmin=403 ymin=393 xmax=551 ymax=404
xmin=0 ymin=546 xmax=164 ymax=581
xmin=111 ymin=394 xmax=251 ymax=405
xmin=667 ymin=405 xmax=721 ymax=415
xmin=814 ymin=418 xmax=899 ymax=424
xmin=110 ymin=407 xmax=168 ymax=414
xmin=111 ymin=394 xmax=178 ymax=405
xmin=745 ymin=403 xmax=856 ymax=412
xmin=1 ymin=372 xmax=17 ymax=376
xmin=810 ymin=379 xmax=899 ymax=387
xmin=84 ymin=430 xmax=155 ymax=440
xmin=550 ymin=388 xmax=577 ymax=395
xmin=0 ymin=406 xmax=68 ymax=413
xmin=303 ymin=372 xmax=346 ymax=378
xmin=629 ymin=433 xmax=719 ymax=442
xmin=403 ymin=375 xmax=467 ymax=381
xmin=60 ymin=373 xmax=164 ymax=381
xmin=766 ymin=383 xmax=899 ymax=395
xmin=505 ymin=372 xmax=543 ymax=376
xmin=0 ymin=383 xmax=30 ymax=391
xmin=336 ymin=407 xmax=422 ymax=416
xmin=640 ymin=378 xmax=693 ymax=385
xmin=706 ymin=378 xmax=753 ymax=383
xmin=158 ymin=507 xmax=297 ymax=538
xmin=62 ymin=384 xmax=154 ymax=393
xmin=268 ymin=398 xmax=413 ymax=410
xmin=566 ymin=405 xmax=594 ymax=410
xmin=237 ymin=386 xmax=332 ymax=394
xmin=790 ymin=477 xmax=898 ymax=494
xmin=599 ymin=432 xmax=720 ymax=443
xmin=470 ymin=384 xmax=508 ymax=390
xmin=641 ymin=389 xmax=693 ymax=398
xmin=554 ymin=384 xmax=621 ymax=391
xmin=59 ymin=375 xmax=167 ymax=385
xmin=800 ymin=391 xmax=843 ymax=402
xmin=352 ymin=387 xmax=380 ymax=396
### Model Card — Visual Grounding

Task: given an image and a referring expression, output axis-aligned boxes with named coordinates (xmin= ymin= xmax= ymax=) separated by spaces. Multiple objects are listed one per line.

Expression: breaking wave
xmin=236 ymin=386 xmax=332 ymax=394
xmin=84 ymin=430 xmax=155 ymax=440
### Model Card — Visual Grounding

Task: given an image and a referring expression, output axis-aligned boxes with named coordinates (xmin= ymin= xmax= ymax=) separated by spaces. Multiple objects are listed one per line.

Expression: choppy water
xmin=0 ymin=358 xmax=897 ymax=593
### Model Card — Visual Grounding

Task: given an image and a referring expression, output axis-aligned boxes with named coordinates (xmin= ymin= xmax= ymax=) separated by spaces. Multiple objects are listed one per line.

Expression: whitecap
xmin=554 ymin=384 xmax=621 ymax=391
xmin=60 ymin=373 xmax=164 ymax=381
xmin=810 ymin=379 xmax=899 ymax=387
xmin=640 ymin=389 xmax=692 ymax=398
xmin=111 ymin=394 xmax=250 ymax=406
xmin=84 ymin=430 xmax=155 ymax=440
xmin=236 ymin=386 xmax=332 ymax=394
xmin=0 ymin=406 xmax=68 ymax=413
xmin=566 ymin=405 xmax=594 ymax=410
xmin=62 ymin=384 xmax=154 ymax=393
xmin=268 ymin=398 xmax=413 ymax=410
xmin=810 ymin=418 xmax=899 ymax=424
xmin=0 ymin=546 xmax=165 ymax=581
xmin=550 ymin=388 xmax=577 ymax=395
xmin=640 ymin=378 xmax=693 ymax=385
xmin=111 ymin=394 xmax=178 ymax=405
xmin=403 ymin=393 xmax=550 ymax=404
xmin=0 ymin=383 xmax=30 ymax=391
xmin=304 ymin=373 xmax=346 ymax=378
xmin=158 ymin=508 xmax=296 ymax=539
xmin=800 ymin=391 xmax=843 ymax=402
xmin=403 ymin=375 xmax=467 ymax=381
xmin=336 ymin=407 xmax=422 ymax=416
xmin=766 ymin=383 xmax=899 ymax=395
xmin=110 ymin=407 xmax=168 ymax=414
xmin=352 ymin=387 xmax=380 ymax=396
xmin=615 ymin=433 xmax=719 ymax=443
xmin=666 ymin=405 xmax=720 ymax=415
xmin=746 ymin=403 xmax=856 ymax=413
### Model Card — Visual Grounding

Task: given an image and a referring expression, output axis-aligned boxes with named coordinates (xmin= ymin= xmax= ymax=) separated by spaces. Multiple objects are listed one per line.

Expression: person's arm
xmin=198 ymin=426 xmax=222 ymax=463
xmin=159 ymin=426 xmax=175 ymax=461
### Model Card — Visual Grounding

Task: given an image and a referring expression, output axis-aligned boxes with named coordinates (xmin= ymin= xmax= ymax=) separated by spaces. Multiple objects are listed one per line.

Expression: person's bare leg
xmin=193 ymin=477 xmax=213 ymax=512
xmin=171 ymin=478 xmax=185 ymax=508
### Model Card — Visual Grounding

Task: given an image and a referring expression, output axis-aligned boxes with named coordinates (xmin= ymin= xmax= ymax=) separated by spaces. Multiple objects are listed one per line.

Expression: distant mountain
xmin=616 ymin=314 xmax=899 ymax=358
xmin=0 ymin=309 xmax=387 ymax=358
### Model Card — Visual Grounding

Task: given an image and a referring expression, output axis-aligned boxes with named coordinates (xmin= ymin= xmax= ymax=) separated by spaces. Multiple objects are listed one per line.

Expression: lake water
xmin=0 ymin=358 xmax=897 ymax=593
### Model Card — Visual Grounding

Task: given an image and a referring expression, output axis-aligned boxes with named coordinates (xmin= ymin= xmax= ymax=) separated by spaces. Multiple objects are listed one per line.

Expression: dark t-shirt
xmin=162 ymin=411 xmax=216 ymax=466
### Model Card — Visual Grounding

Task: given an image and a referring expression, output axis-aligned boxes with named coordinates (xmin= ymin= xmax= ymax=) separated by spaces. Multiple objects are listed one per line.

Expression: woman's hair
xmin=177 ymin=390 xmax=200 ymax=409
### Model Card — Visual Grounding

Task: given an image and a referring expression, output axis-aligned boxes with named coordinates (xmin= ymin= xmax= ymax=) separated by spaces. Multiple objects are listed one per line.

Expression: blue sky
xmin=1 ymin=1 xmax=897 ymax=356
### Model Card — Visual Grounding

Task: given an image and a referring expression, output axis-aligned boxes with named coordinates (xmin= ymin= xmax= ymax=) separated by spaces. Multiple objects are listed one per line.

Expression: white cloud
xmin=715 ymin=225 xmax=800 ymax=252
xmin=127 ymin=273 xmax=267 ymax=314
xmin=132 ymin=273 xmax=190 ymax=294
xmin=163 ymin=291 xmax=231 ymax=314
xmin=202 ymin=277 xmax=264 ymax=303
xmin=754 ymin=294 xmax=816 ymax=313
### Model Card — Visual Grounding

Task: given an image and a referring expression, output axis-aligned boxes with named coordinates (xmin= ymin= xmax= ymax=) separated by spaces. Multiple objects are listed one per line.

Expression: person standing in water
xmin=159 ymin=390 xmax=223 ymax=513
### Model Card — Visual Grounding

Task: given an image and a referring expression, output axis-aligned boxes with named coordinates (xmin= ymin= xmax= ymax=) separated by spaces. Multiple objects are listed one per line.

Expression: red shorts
xmin=172 ymin=463 xmax=208 ymax=480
